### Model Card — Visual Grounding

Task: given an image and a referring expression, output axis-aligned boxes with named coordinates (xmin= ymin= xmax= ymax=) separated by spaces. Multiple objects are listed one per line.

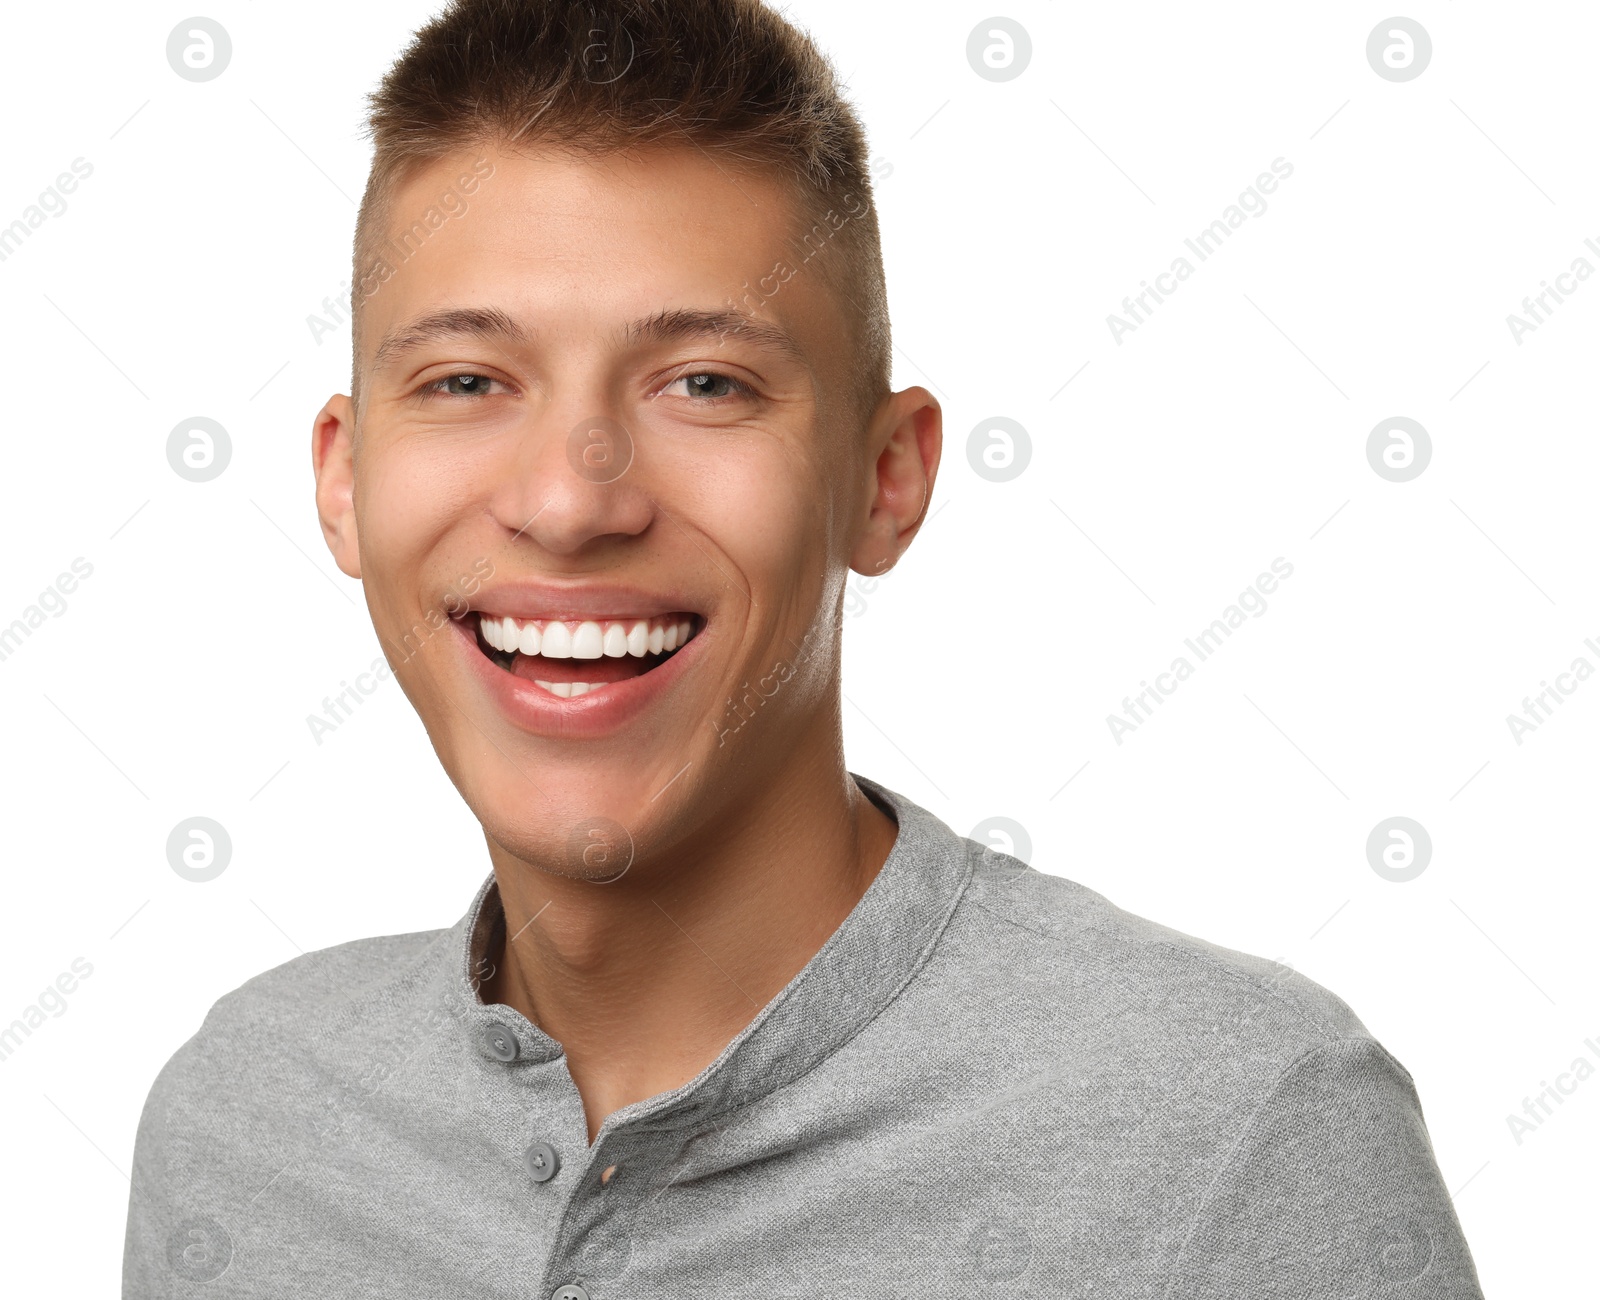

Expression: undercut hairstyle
xmin=353 ymin=0 xmax=892 ymax=419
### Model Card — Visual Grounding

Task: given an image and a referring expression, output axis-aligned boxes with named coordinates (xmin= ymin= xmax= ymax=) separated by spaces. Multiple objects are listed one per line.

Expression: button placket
xmin=553 ymin=1135 xmax=664 ymax=1286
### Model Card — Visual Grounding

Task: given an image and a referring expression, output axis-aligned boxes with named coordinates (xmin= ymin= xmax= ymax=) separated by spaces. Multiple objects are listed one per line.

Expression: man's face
xmin=315 ymin=144 xmax=909 ymax=875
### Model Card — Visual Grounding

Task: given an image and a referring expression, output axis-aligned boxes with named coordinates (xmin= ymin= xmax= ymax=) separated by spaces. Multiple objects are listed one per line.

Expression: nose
xmin=490 ymin=410 xmax=656 ymax=557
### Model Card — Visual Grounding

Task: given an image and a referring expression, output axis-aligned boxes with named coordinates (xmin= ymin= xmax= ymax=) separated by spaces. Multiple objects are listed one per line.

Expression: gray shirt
xmin=123 ymin=775 xmax=1484 ymax=1298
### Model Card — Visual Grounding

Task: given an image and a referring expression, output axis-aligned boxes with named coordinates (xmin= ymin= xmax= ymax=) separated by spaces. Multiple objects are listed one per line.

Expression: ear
xmin=851 ymin=386 xmax=942 ymax=579
xmin=312 ymin=394 xmax=361 ymax=579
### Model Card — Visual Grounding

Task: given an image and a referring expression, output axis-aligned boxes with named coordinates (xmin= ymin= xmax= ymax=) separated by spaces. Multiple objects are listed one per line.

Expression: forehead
xmin=360 ymin=143 xmax=819 ymax=358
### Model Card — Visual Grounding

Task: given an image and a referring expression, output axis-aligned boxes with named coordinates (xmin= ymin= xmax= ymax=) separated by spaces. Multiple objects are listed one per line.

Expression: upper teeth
xmin=479 ymin=613 xmax=696 ymax=659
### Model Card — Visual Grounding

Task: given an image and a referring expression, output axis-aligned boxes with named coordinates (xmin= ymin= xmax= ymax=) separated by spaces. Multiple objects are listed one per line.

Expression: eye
xmin=421 ymin=373 xmax=506 ymax=398
xmin=661 ymin=371 xmax=752 ymax=401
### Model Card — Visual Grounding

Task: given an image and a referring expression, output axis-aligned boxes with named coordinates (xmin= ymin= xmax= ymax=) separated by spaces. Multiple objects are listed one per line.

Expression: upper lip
xmin=461 ymin=581 xmax=706 ymax=623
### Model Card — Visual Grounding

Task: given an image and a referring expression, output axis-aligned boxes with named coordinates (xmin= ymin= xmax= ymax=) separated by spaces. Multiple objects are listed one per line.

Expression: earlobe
xmin=311 ymin=394 xmax=362 ymax=580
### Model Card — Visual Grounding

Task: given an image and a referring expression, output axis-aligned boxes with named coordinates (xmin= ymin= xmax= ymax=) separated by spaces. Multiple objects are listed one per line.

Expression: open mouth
xmin=472 ymin=612 xmax=701 ymax=698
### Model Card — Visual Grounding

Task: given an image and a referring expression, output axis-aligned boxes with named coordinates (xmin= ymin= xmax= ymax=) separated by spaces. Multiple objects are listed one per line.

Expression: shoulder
xmin=953 ymin=849 xmax=1404 ymax=1086
xmin=136 ymin=925 xmax=453 ymax=1127
xmin=947 ymin=851 xmax=1479 ymax=1290
xmin=201 ymin=926 xmax=449 ymax=1032
xmin=124 ymin=924 xmax=459 ymax=1286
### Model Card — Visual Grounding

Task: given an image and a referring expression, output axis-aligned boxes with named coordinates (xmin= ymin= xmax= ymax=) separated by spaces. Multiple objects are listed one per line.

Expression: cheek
xmin=357 ymin=441 xmax=482 ymax=570
xmin=667 ymin=436 xmax=828 ymax=590
xmin=354 ymin=440 xmax=493 ymax=639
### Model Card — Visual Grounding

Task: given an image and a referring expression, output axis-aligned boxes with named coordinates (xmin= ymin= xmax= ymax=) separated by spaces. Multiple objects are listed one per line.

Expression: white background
xmin=1 ymin=1 xmax=1595 ymax=1291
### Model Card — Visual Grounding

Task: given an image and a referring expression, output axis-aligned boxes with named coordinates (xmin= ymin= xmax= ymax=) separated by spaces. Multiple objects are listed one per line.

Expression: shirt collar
xmin=444 ymin=773 xmax=974 ymax=1132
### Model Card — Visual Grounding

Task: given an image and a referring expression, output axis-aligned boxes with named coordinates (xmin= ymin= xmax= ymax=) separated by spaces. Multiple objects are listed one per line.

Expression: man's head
xmin=311 ymin=0 xmax=941 ymax=878
xmin=353 ymin=0 xmax=892 ymax=419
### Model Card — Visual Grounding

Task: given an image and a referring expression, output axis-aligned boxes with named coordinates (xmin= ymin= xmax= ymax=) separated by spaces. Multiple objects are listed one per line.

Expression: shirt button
xmin=482 ymin=1022 xmax=519 ymax=1061
xmin=551 ymin=1286 xmax=589 ymax=1300
xmin=524 ymin=1140 xmax=561 ymax=1182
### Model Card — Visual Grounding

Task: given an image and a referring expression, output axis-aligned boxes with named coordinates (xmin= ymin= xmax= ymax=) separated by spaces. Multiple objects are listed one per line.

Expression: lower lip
xmin=452 ymin=617 xmax=704 ymax=739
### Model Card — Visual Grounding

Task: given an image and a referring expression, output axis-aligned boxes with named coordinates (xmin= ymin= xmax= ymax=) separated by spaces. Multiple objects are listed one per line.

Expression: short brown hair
xmin=354 ymin=0 xmax=891 ymax=417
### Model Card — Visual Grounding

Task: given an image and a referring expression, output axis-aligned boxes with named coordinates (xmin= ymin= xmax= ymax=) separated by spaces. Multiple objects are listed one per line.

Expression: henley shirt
xmin=123 ymin=775 xmax=1485 ymax=1298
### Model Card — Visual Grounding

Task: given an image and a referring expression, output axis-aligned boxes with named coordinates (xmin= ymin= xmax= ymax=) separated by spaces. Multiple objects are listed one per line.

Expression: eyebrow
xmin=371 ymin=305 xmax=806 ymax=373
xmin=624 ymin=307 xmax=806 ymax=366
xmin=371 ymin=307 xmax=529 ymax=372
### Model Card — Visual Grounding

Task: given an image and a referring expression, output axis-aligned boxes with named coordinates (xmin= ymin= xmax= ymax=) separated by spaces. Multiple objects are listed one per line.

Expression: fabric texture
xmin=123 ymin=775 xmax=1484 ymax=1298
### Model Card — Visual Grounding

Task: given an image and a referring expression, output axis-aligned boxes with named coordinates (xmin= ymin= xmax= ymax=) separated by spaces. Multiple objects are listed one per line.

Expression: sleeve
xmin=122 ymin=1036 xmax=226 ymax=1298
xmin=122 ymin=1058 xmax=174 ymax=1297
xmin=1162 ymin=1036 xmax=1485 ymax=1299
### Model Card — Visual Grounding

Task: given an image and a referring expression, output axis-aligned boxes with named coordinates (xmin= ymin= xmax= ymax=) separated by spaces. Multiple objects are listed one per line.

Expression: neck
xmin=480 ymin=750 xmax=898 ymax=1145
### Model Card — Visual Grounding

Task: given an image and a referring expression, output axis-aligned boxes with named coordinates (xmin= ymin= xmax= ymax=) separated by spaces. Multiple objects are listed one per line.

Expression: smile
xmin=475 ymin=612 xmax=701 ymax=698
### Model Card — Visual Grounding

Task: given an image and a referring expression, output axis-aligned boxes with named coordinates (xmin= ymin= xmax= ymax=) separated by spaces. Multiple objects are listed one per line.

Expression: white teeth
xmin=541 ymin=621 xmax=573 ymax=658
xmin=482 ymin=613 xmax=697 ymax=660
xmin=571 ymin=620 xmax=604 ymax=659
xmin=533 ymin=680 xmax=609 ymax=699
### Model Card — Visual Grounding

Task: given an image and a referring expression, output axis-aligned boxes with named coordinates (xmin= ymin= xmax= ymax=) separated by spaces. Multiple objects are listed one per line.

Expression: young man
xmin=124 ymin=2 xmax=1485 ymax=1296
